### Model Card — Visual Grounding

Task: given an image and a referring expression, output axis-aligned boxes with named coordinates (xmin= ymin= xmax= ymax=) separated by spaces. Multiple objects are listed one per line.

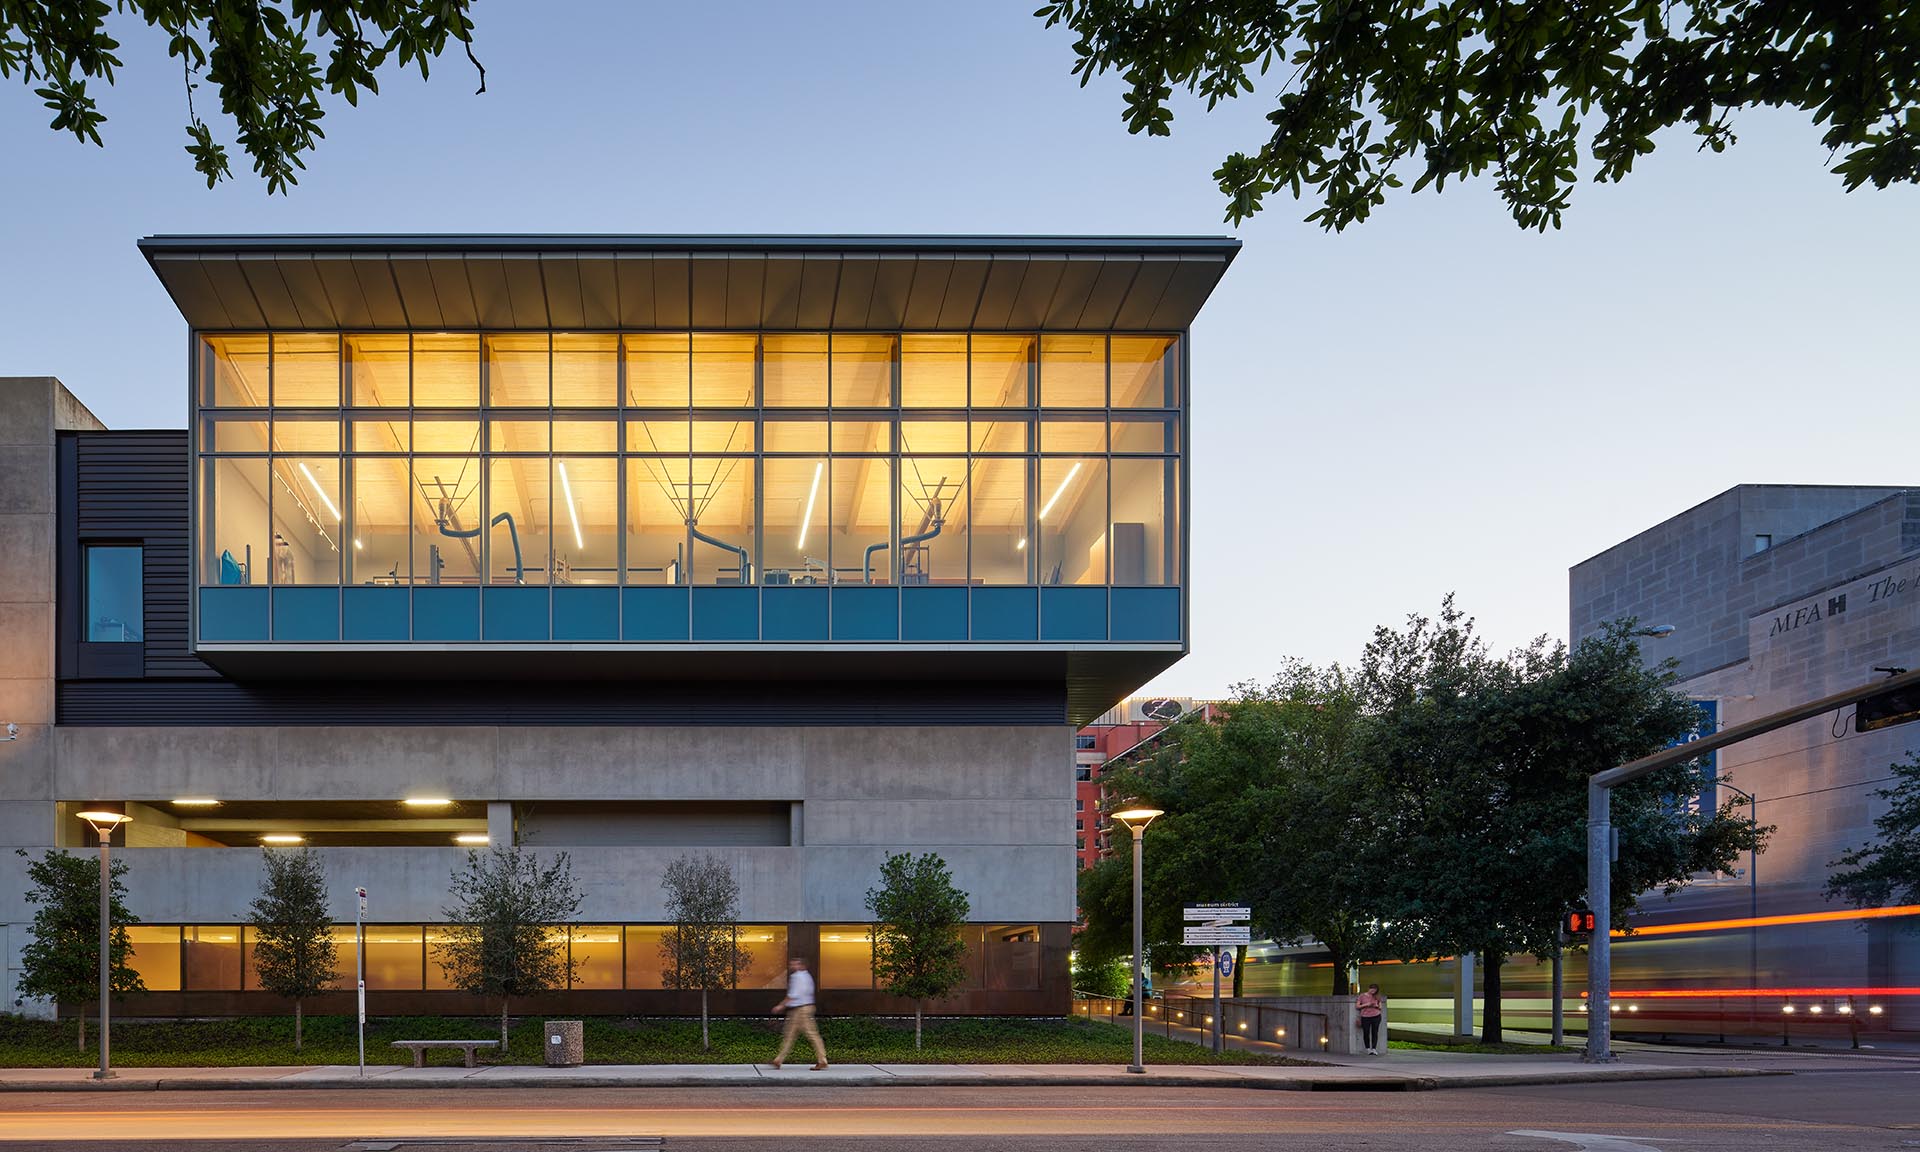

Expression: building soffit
xmin=138 ymin=236 xmax=1239 ymax=333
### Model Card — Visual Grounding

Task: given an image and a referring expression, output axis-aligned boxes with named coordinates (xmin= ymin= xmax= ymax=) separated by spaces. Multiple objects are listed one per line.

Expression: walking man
xmin=772 ymin=956 xmax=829 ymax=1070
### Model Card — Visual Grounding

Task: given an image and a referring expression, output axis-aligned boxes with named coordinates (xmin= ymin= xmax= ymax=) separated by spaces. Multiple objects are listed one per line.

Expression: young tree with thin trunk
xmin=659 ymin=853 xmax=750 ymax=1051
xmin=866 ymin=852 xmax=971 ymax=1050
xmin=434 ymin=847 xmax=582 ymax=1053
xmin=1827 ymin=753 xmax=1920 ymax=915
xmin=15 ymin=848 xmax=144 ymax=1051
xmin=247 ymin=847 xmax=337 ymax=1051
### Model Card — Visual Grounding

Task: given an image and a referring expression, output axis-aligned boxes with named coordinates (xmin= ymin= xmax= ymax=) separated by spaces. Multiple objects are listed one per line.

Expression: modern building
xmin=0 ymin=233 xmax=1235 ymax=1018
xmin=1073 ymin=697 xmax=1211 ymax=871
xmin=1568 ymin=483 xmax=1920 ymax=1035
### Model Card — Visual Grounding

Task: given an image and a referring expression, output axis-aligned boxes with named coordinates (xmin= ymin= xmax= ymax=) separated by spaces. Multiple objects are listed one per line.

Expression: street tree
xmin=15 ymin=847 xmax=144 ymax=1050
xmin=1036 ymin=2 xmax=1920 ymax=230
xmin=659 ymin=852 xmax=751 ymax=1052
xmin=434 ymin=847 xmax=582 ymax=1053
xmin=865 ymin=851 xmax=972 ymax=1049
xmin=1827 ymin=753 xmax=1920 ymax=915
xmin=247 ymin=847 xmax=336 ymax=1051
xmin=1359 ymin=600 xmax=1766 ymax=1042
xmin=1090 ymin=668 xmax=1398 ymax=996
xmin=3 ymin=0 xmax=484 ymax=192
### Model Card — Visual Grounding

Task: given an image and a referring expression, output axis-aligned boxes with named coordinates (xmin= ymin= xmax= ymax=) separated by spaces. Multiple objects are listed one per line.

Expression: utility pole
xmin=356 ymin=886 xmax=368 ymax=1077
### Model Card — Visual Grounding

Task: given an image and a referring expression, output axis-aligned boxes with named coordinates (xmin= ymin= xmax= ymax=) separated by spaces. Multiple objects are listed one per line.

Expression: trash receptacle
xmin=544 ymin=1020 xmax=583 ymax=1067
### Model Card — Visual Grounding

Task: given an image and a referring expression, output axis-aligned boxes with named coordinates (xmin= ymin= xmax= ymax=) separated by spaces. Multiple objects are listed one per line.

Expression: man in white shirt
xmin=772 ymin=957 xmax=829 ymax=1070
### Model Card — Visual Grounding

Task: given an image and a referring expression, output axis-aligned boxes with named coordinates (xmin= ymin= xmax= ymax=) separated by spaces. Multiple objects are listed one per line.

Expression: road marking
xmin=1509 ymin=1131 xmax=1667 ymax=1152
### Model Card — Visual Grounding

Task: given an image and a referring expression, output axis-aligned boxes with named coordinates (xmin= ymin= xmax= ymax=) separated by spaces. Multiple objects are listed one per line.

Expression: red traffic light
xmin=1565 ymin=909 xmax=1596 ymax=936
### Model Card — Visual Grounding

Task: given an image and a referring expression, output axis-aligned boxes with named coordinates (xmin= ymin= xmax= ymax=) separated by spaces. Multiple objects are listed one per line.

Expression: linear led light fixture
xmin=797 ymin=461 xmax=824 ymax=548
xmin=171 ymin=798 xmax=221 ymax=807
xmin=404 ymin=797 xmax=453 ymax=808
xmin=260 ymin=833 xmax=304 ymax=845
xmin=454 ymin=833 xmax=490 ymax=846
xmin=557 ymin=461 xmax=584 ymax=550
xmin=1038 ymin=461 xmax=1082 ymax=521
xmin=298 ymin=462 xmax=342 ymax=521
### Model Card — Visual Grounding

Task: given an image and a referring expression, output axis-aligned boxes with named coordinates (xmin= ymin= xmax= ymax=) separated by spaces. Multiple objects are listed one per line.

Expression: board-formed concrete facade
xmin=1571 ymin=485 xmax=1920 ymax=1034
xmin=0 ymin=234 xmax=1236 ymax=1019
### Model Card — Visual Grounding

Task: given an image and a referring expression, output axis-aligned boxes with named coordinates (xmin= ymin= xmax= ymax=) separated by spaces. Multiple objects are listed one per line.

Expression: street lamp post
xmin=1111 ymin=805 xmax=1163 ymax=1074
xmin=75 ymin=808 xmax=131 ymax=1082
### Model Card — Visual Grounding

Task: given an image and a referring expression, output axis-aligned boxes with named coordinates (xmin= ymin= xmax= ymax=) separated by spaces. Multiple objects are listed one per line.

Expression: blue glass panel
xmin=343 ymin=586 xmax=409 ymax=641
xmin=412 ymin=587 xmax=480 ymax=641
xmin=1110 ymin=587 xmax=1181 ymax=642
xmin=832 ymin=586 xmax=899 ymax=641
xmin=85 ymin=546 xmax=143 ymax=642
xmin=622 ymin=587 xmax=690 ymax=641
xmin=901 ymin=586 xmax=967 ymax=642
xmin=1042 ymin=587 xmax=1108 ymax=641
xmin=553 ymin=587 xmax=619 ymax=641
xmin=692 ymin=586 xmax=758 ymax=641
xmin=483 ymin=586 xmax=550 ymax=642
xmin=271 ymin=587 xmax=340 ymax=642
xmin=764 ymin=587 xmax=829 ymax=641
xmin=198 ymin=587 xmax=269 ymax=642
xmin=971 ymin=587 xmax=1037 ymax=641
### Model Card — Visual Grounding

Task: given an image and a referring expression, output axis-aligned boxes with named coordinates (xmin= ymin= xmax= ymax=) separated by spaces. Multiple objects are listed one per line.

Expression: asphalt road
xmin=0 ymin=1069 xmax=1915 ymax=1151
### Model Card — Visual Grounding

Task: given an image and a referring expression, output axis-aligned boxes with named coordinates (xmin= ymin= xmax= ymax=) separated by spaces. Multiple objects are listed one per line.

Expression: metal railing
xmin=1072 ymin=992 xmax=1333 ymax=1054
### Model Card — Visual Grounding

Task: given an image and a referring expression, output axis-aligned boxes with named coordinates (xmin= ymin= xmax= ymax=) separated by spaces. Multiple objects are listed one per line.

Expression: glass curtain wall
xmin=195 ymin=332 xmax=1181 ymax=591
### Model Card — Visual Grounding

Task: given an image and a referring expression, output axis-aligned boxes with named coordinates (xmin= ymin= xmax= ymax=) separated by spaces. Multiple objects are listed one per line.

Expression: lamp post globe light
xmin=1110 ymin=804 xmax=1164 ymax=1074
xmin=74 ymin=807 xmax=131 ymax=1081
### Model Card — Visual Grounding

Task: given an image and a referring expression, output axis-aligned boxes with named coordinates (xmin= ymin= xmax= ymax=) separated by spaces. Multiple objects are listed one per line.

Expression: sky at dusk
xmin=3 ymin=1 xmax=1915 ymax=697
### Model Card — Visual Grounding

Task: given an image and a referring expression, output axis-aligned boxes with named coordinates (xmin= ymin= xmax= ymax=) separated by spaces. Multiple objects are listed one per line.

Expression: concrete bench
xmin=391 ymin=1039 xmax=501 ymax=1068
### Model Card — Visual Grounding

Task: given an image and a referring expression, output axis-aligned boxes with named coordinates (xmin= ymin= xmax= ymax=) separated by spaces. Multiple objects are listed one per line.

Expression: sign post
xmin=355 ymin=886 xmax=368 ymax=1078
xmin=1184 ymin=905 xmax=1252 ymax=1053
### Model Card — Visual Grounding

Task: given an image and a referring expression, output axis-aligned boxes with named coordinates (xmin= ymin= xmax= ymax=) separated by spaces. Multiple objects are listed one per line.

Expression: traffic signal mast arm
xmin=1585 ymin=663 xmax=1920 ymax=1062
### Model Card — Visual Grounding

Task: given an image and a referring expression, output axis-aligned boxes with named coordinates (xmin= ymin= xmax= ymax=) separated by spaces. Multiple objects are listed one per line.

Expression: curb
xmin=0 ymin=1066 xmax=1785 ymax=1094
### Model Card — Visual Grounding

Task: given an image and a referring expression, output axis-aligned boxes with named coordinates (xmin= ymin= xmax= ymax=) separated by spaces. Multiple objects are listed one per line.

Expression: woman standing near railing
xmin=1356 ymin=983 xmax=1386 ymax=1054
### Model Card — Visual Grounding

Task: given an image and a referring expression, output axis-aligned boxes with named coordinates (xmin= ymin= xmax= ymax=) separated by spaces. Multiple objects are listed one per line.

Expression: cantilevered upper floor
xmin=127 ymin=235 xmax=1235 ymax=714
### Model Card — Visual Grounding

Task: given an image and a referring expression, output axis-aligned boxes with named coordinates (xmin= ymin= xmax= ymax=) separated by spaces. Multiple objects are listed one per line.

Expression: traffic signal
xmin=1564 ymin=908 xmax=1596 ymax=937
xmin=1857 ymin=676 xmax=1920 ymax=732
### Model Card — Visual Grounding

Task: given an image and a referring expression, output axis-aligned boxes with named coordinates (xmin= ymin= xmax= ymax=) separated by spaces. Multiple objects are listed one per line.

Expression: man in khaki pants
xmin=772 ymin=957 xmax=828 ymax=1070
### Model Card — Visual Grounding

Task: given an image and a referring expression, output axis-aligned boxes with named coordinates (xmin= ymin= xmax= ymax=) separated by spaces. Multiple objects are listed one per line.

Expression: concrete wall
xmin=0 ymin=379 xmax=103 ymax=1016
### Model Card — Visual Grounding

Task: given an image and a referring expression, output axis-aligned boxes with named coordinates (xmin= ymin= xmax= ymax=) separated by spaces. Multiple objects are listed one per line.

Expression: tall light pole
xmin=1111 ymin=804 xmax=1163 ymax=1074
xmin=75 ymin=808 xmax=131 ymax=1081
xmin=355 ymin=886 xmax=368 ymax=1077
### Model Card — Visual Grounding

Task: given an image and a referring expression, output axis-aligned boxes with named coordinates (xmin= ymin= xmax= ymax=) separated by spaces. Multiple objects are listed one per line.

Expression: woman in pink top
xmin=1356 ymin=983 xmax=1385 ymax=1054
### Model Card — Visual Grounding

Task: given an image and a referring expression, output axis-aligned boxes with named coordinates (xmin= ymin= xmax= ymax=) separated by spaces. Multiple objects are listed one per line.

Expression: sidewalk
xmin=0 ymin=1052 xmax=1789 ymax=1093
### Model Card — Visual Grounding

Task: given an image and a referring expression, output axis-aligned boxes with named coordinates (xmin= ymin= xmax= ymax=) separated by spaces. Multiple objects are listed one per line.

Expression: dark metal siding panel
xmin=68 ymin=431 xmax=216 ymax=680
xmin=1149 ymin=256 xmax=1231 ymax=330
xmin=794 ymin=255 xmax=839 ymax=329
xmin=385 ymin=255 xmax=441 ymax=328
xmin=352 ymin=255 xmax=409 ymax=327
xmin=1112 ymin=255 xmax=1177 ymax=329
xmin=312 ymin=256 xmax=371 ymax=328
xmin=724 ymin=254 xmax=765 ymax=330
xmin=864 ymin=256 xmax=915 ymax=329
xmin=275 ymin=256 xmax=338 ymax=328
xmin=689 ymin=255 xmax=729 ymax=327
xmin=57 ymin=679 xmax=1067 ymax=726
xmin=973 ymin=255 xmax=1027 ymax=329
xmin=901 ymin=258 xmax=953 ymax=329
xmin=651 ymin=255 xmax=691 ymax=328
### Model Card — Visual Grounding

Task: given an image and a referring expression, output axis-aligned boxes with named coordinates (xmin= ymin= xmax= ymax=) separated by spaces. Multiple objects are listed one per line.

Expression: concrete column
xmin=486 ymin=802 xmax=513 ymax=847
xmin=789 ymin=801 xmax=803 ymax=847
xmin=1453 ymin=952 xmax=1476 ymax=1038
xmin=0 ymin=378 xmax=103 ymax=1017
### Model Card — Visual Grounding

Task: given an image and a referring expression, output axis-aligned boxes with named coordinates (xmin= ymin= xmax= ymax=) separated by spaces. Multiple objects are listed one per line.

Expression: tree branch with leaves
xmin=660 ymin=852 xmax=751 ymax=1052
xmin=247 ymin=847 xmax=336 ymax=1052
xmin=1037 ymin=1 xmax=1920 ymax=230
xmin=866 ymin=851 xmax=972 ymax=1050
xmin=2 ymin=0 xmax=485 ymax=192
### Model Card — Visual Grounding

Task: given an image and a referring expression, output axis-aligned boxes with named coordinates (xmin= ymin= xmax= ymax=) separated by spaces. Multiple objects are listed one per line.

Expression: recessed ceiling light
xmin=261 ymin=834 xmax=304 ymax=845
xmin=454 ymin=834 xmax=490 ymax=845
xmin=403 ymin=797 xmax=453 ymax=807
xmin=171 ymin=798 xmax=221 ymax=807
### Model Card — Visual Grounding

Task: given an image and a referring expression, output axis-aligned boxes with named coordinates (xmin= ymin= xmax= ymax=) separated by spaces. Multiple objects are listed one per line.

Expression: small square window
xmin=1753 ymin=534 xmax=1772 ymax=554
xmin=85 ymin=545 xmax=143 ymax=642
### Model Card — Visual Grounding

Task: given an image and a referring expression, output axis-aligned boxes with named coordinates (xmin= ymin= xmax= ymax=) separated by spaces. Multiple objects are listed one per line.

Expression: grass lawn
xmin=0 ymin=1014 xmax=1307 ymax=1069
xmin=1388 ymin=1038 xmax=1579 ymax=1055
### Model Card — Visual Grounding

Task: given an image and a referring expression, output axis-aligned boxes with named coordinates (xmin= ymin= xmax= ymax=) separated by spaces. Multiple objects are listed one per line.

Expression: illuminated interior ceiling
xmin=139 ymin=235 xmax=1238 ymax=333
